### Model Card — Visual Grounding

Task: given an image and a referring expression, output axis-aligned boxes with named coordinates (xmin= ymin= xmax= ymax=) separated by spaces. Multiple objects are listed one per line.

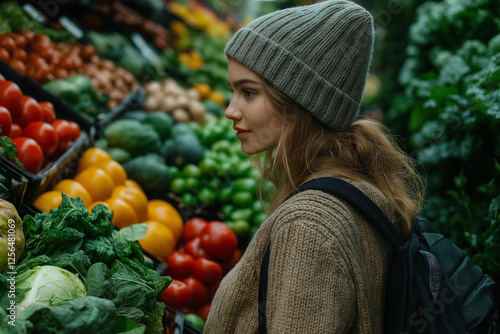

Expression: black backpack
xmin=258 ymin=177 xmax=498 ymax=334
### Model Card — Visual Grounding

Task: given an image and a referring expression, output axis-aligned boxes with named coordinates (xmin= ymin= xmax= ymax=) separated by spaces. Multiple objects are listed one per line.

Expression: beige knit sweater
xmin=204 ymin=179 xmax=395 ymax=333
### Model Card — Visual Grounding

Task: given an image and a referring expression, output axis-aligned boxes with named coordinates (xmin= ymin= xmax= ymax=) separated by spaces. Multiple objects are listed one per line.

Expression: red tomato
xmin=159 ymin=279 xmax=192 ymax=310
xmin=16 ymin=96 xmax=42 ymax=128
xmin=220 ymin=248 xmax=242 ymax=275
xmin=26 ymin=61 xmax=50 ymax=83
xmin=23 ymin=121 xmax=58 ymax=156
xmin=183 ymin=277 xmax=209 ymax=307
xmin=191 ymin=258 xmax=222 ymax=285
xmin=8 ymin=123 xmax=22 ymax=138
xmin=11 ymin=137 xmax=44 ymax=173
xmin=184 ymin=237 xmax=213 ymax=260
xmin=0 ymin=106 xmax=12 ymax=135
xmin=0 ymin=80 xmax=22 ymax=116
xmin=197 ymin=304 xmax=211 ymax=322
xmin=182 ymin=217 xmax=208 ymax=244
xmin=207 ymin=280 xmax=221 ymax=301
xmin=167 ymin=251 xmax=194 ymax=279
xmin=51 ymin=119 xmax=80 ymax=150
xmin=8 ymin=58 xmax=26 ymax=75
xmin=0 ymin=47 xmax=10 ymax=62
xmin=200 ymin=222 xmax=238 ymax=261
xmin=181 ymin=306 xmax=196 ymax=315
xmin=39 ymin=101 xmax=56 ymax=123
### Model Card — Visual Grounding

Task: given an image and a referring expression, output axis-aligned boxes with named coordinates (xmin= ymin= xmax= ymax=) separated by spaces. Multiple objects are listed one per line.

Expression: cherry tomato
xmin=21 ymin=29 xmax=34 ymax=42
xmin=0 ymin=47 xmax=10 ymax=62
xmin=51 ymin=119 xmax=80 ymax=150
xmin=16 ymin=96 xmax=42 ymax=128
xmin=10 ymin=33 xmax=26 ymax=49
xmin=11 ymin=137 xmax=44 ymax=173
xmin=182 ymin=217 xmax=208 ymax=244
xmin=0 ymin=35 xmax=16 ymax=54
xmin=80 ymin=44 xmax=95 ymax=61
xmin=39 ymin=101 xmax=56 ymax=123
xmin=0 ymin=106 xmax=12 ymax=135
xmin=26 ymin=61 xmax=50 ymax=83
xmin=184 ymin=237 xmax=213 ymax=260
xmin=52 ymin=67 xmax=68 ymax=79
xmin=8 ymin=58 xmax=26 ymax=75
xmin=197 ymin=304 xmax=211 ymax=322
xmin=0 ymin=80 xmax=22 ymax=116
xmin=159 ymin=279 xmax=192 ymax=310
xmin=23 ymin=121 xmax=58 ymax=156
xmin=8 ymin=123 xmax=22 ymax=138
xmin=191 ymin=258 xmax=222 ymax=285
xmin=200 ymin=221 xmax=238 ymax=261
xmin=183 ymin=276 xmax=209 ymax=307
xmin=167 ymin=251 xmax=194 ymax=279
xmin=12 ymin=48 xmax=27 ymax=62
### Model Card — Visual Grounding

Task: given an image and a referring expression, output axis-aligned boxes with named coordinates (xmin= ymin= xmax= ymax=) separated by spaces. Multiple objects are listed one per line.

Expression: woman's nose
xmin=224 ymin=99 xmax=242 ymax=120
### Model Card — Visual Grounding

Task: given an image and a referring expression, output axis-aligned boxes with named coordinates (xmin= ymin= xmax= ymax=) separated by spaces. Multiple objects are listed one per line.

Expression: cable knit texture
xmin=204 ymin=178 xmax=394 ymax=333
xmin=224 ymin=0 xmax=374 ymax=131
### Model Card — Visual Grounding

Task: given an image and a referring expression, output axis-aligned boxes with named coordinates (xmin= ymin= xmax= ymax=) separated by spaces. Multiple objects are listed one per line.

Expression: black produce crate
xmin=0 ymin=161 xmax=28 ymax=208
xmin=0 ymin=130 xmax=92 ymax=204
xmin=164 ymin=304 xmax=203 ymax=334
xmin=93 ymin=87 xmax=146 ymax=135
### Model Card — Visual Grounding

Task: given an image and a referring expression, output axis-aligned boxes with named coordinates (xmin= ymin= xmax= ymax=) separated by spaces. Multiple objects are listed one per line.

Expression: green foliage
xmin=386 ymin=0 xmax=500 ymax=292
xmin=0 ymin=195 xmax=170 ymax=333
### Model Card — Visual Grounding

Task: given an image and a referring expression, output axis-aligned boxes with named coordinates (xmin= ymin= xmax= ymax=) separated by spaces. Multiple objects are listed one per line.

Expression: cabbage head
xmin=16 ymin=265 xmax=86 ymax=311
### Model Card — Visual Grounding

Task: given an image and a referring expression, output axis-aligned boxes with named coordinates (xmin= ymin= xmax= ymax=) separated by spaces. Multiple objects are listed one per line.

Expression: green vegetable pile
xmin=85 ymin=31 xmax=166 ymax=82
xmin=0 ymin=194 xmax=171 ymax=334
xmin=385 ymin=0 xmax=500 ymax=294
xmin=42 ymin=75 xmax=110 ymax=122
xmin=95 ymin=111 xmax=207 ymax=194
xmin=169 ymin=117 xmax=274 ymax=239
xmin=0 ymin=1 xmax=76 ymax=43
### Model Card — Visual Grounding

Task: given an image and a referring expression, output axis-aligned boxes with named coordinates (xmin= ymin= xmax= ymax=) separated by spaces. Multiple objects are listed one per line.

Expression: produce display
xmin=0 ymin=1 xmax=270 ymax=333
xmin=160 ymin=217 xmax=241 ymax=328
xmin=0 ymin=195 xmax=170 ymax=333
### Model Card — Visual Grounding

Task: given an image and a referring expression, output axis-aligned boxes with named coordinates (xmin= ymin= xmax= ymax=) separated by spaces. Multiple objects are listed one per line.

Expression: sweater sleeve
xmin=266 ymin=218 xmax=357 ymax=333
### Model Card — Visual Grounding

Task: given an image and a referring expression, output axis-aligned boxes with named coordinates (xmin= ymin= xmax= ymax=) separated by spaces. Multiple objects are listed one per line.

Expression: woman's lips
xmin=236 ymin=131 xmax=250 ymax=139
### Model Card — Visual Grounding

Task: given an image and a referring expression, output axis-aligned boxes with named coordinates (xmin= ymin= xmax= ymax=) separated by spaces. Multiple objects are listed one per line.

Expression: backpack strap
xmin=258 ymin=177 xmax=405 ymax=333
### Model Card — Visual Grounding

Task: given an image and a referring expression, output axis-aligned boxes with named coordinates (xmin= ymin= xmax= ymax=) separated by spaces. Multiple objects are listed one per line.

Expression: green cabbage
xmin=16 ymin=265 xmax=86 ymax=311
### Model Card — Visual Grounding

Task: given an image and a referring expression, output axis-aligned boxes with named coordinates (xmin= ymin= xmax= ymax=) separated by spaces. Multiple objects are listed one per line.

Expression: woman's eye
xmin=243 ymin=89 xmax=255 ymax=97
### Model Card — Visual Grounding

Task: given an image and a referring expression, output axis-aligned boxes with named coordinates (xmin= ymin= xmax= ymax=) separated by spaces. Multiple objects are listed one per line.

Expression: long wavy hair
xmin=253 ymin=79 xmax=426 ymax=238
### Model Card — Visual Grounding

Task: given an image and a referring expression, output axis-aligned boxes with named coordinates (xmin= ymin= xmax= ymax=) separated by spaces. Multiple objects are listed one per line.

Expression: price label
xmin=22 ymin=4 xmax=46 ymax=24
xmin=59 ymin=16 xmax=84 ymax=40
xmin=131 ymin=33 xmax=159 ymax=63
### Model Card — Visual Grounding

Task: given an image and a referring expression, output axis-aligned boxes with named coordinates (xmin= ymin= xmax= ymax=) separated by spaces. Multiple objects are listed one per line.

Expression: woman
xmin=204 ymin=0 xmax=425 ymax=333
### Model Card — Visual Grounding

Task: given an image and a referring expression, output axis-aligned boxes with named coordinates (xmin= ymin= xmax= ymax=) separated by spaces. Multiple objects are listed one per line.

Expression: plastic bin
xmin=0 ymin=130 xmax=92 ymax=204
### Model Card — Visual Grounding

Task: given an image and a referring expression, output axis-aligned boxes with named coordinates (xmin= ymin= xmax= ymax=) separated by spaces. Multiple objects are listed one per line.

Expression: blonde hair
xmin=253 ymin=80 xmax=425 ymax=238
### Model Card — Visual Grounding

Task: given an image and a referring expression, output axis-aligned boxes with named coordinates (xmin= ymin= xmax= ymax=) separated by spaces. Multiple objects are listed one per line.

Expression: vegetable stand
xmin=0 ymin=1 xmax=264 ymax=333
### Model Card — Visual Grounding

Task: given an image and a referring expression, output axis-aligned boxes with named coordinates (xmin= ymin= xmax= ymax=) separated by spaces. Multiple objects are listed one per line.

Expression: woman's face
xmin=225 ymin=58 xmax=284 ymax=155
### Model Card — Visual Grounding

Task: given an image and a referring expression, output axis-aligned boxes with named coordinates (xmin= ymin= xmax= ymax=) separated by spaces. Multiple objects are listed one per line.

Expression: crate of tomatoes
xmin=0 ymin=71 xmax=91 ymax=203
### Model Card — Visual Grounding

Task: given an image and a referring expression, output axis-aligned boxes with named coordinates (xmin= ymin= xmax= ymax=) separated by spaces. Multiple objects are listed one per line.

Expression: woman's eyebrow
xmin=227 ymin=79 xmax=262 ymax=87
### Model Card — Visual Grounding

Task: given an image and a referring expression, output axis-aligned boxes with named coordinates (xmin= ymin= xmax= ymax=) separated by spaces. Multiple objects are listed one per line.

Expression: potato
xmin=172 ymin=108 xmax=191 ymax=122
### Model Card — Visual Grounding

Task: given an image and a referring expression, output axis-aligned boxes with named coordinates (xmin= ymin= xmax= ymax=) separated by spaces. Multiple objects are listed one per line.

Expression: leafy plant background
xmin=365 ymin=0 xmax=500 ymax=302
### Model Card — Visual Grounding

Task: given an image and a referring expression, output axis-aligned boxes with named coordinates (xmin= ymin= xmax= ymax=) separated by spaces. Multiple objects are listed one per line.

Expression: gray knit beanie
xmin=225 ymin=0 xmax=374 ymax=131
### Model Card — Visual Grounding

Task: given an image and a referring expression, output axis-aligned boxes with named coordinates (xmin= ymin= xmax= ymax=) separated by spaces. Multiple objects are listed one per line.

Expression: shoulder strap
xmin=258 ymin=177 xmax=405 ymax=333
